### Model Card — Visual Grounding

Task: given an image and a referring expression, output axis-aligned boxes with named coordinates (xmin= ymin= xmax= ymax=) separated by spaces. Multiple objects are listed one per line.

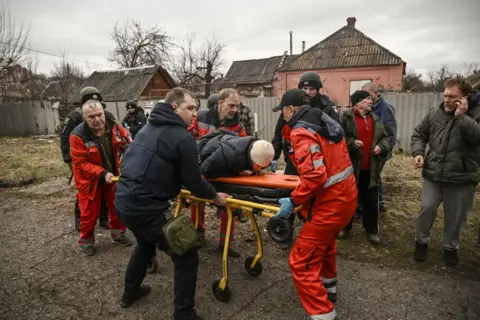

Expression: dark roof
xmin=69 ymin=65 xmax=175 ymax=103
xmin=280 ymin=18 xmax=404 ymax=72
xmin=223 ymin=54 xmax=299 ymax=84
xmin=467 ymin=71 xmax=480 ymax=89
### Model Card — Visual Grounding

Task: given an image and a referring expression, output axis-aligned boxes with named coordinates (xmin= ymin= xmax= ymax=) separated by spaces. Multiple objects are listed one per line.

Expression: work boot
xmin=218 ymin=245 xmax=240 ymax=258
xmin=367 ymin=233 xmax=381 ymax=245
xmin=113 ymin=234 xmax=133 ymax=247
xmin=379 ymin=203 xmax=386 ymax=213
xmin=238 ymin=214 xmax=249 ymax=223
xmin=443 ymin=249 xmax=459 ymax=267
xmin=99 ymin=219 xmax=109 ymax=230
xmin=120 ymin=285 xmax=151 ymax=308
xmin=80 ymin=245 xmax=97 ymax=256
xmin=337 ymin=229 xmax=349 ymax=239
xmin=414 ymin=242 xmax=428 ymax=262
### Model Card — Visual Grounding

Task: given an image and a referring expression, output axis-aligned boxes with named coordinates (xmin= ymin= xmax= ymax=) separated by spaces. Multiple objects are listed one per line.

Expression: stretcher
xmin=175 ymin=173 xmax=301 ymax=303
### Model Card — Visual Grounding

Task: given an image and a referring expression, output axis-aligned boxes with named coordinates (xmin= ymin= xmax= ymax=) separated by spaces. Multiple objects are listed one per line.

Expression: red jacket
xmin=70 ymin=119 xmax=130 ymax=200
xmin=189 ymin=107 xmax=246 ymax=139
xmin=288 ymin=107 xmax=357 ymax=225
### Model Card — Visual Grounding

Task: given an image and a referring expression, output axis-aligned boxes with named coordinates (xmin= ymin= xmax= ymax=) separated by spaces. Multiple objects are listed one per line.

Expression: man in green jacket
xmin=339 ymin=90 xmax=390 ymax=245
xmin=411 ymin=77 xmax=480 ymax=266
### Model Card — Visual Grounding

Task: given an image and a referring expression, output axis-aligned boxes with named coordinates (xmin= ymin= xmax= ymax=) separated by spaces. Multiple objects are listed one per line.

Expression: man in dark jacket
xmin=60 ymin=86 xmax=114 ymax=231
xmin=339 ymin=90 xmax=390 ymax=245
xmin=122 ymin=100 xmax=146 ymax=139
xmin=362 ymin=82 xmax=397 ymax=212
xmin=297 ymin=71 xmax=340 ymax=123
xmin=114 ymin=87 xmax=227 ymax=319
xmin=411 ymin=78 xmax=480 ymax=266
xmin=198 ymin=130 xmax=274 ymax=177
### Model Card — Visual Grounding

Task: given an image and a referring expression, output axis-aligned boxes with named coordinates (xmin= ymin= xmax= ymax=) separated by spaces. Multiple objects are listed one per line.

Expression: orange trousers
xmin=289 ymin=200 xmax=356 ymax=318
xmin=77 ymin=184 xmax=126 ymax=247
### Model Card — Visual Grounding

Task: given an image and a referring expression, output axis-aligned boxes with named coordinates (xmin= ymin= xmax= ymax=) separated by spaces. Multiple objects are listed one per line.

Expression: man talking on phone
xmin=411 ymin=77 xmax=480 ymax=266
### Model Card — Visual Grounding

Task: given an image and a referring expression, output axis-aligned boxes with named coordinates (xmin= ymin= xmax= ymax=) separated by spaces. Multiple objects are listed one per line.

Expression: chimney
xmin=284 ymin=50 xmax=288 ymax=56
xmin=302 ymin=41 xmax=306 ymax=53
xmin=289 ymin=31 xmax=293 ymax=55
xmin=347 ymin=17 xmax=356 ymax=28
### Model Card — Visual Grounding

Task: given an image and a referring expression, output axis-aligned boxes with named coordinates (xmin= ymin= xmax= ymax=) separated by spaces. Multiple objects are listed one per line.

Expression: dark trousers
xmin=284 ymin=157 xmax=298 ymax=175
xmin=119 ymin=213 xmax=199 ymax=320
xmin=345 ymin=170 xmax=379 ymax=234
xmin=74 ymin=193 xmax=108 ymax=222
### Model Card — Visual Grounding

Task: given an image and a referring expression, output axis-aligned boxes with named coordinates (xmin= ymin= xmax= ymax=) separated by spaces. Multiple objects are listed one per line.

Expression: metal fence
xmin=0 ymin=101 xmax=61 ymax=136
xmin=0 ymin=93 xmax=444 ymax=154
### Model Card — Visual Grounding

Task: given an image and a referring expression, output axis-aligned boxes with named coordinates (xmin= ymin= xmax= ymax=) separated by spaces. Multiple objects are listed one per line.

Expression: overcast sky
xmin=7 ymin=0 xmax=480 ymax=78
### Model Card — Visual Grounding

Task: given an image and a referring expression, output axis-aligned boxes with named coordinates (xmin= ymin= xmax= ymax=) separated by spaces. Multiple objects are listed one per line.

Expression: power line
xmin=1 ymin=41 xmax=119 ymax=69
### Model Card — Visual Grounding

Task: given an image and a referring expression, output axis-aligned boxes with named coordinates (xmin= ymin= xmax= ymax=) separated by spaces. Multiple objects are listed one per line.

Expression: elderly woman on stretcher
xmin=191 ymin=129 xmax=275 ymax=256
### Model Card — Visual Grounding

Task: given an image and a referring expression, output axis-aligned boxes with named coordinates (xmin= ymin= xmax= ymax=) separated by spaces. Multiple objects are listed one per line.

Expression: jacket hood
xmin=289 ymin=106 xmax=344 ymax=143
xmin=469 ymin=91 xmax=480 ymax=109
xmin=148 ymin=102 xmax=188 ymax=128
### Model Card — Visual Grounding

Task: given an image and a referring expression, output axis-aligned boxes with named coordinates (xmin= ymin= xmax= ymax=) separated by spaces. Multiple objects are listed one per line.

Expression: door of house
xmin=349 ymin=79 xmax=372 ymax=96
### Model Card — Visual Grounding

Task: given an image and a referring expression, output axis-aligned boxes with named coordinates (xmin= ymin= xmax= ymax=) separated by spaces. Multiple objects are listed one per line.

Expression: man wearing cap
xmin=60 ymin=86 xmax=115 ymax=231
xmin=122 ymin=100 xmax=147 ymax=139
xmin=188 ymin=88 xmax=246 ymax=257
xmin=339 ymin=90 xmax=390 ymax=245
xmin=273 ymin=89 xmax=357 ymax=320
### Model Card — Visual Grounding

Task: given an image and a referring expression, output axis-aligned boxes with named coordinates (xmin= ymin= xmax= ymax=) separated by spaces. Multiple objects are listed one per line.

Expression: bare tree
xmin=170 ymin=33 xmax=225 ymax=97
xmin=49 ymin=53 xmax=85 ymax=108
xmin=108 ymin=19 xmax=173 ymax=68
xmin=455 ymin=61 xmax=479 ymax=78
xmin=402 ymin=69 xmax=426 ymax=92
xmin=0 ymin=3 xmax=30 ymax=73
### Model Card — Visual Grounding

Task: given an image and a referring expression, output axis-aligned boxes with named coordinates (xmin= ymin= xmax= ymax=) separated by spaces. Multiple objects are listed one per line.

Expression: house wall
xmin=273 ymin=64 xmax=404 ymax=105
xmin=139 ymin=72 xmax=173 ymax=99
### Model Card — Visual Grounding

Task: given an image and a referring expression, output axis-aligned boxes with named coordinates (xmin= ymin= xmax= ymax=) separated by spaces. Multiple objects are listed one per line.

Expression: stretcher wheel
xmin=146 ymin=257 xmax=158 ymax=274
xmin=267 ymin=217 xmax=293 ymax=243
xmin=244 ymin=257 xmax=263 ymax=276
xmin=212 ymin=279 xmax=231 ymax=303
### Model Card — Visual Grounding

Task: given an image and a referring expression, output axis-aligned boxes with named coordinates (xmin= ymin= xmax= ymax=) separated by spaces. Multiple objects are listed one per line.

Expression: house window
xmin=349 ymin=79 xmax=371 ymax=95
xmin=263 ymin=85 xmax=273 ymax=97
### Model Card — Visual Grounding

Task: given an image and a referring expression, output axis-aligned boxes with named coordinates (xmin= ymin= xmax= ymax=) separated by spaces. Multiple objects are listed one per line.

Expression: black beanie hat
xmin=350 ymin=90 xmax=371 ymax=106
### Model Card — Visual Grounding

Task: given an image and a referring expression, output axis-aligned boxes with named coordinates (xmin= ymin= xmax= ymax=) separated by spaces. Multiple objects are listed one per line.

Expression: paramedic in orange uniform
xmin=188 ymin=88 xmax=246 ymax=257
xmin=274 ymin=89 xmax=357 ymax=320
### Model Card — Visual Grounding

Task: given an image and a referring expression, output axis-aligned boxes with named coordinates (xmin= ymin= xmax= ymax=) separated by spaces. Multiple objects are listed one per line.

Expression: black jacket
xmin=114 ymin=103 xmax=217 ymax=217
xmin=310 ymin=94 xmax=340 ymax=123
xmin=60 ymin=109 xmax=116 ymax=163
xmin=198 ymin=130 xmax=256 ymax=178
xmin=122 ymin=107 xmax=147 ymax=139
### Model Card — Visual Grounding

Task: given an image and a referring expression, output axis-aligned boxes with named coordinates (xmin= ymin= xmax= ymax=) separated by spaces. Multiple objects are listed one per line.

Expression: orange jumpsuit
xmin=288 ymin=107 xmax=357 ymax=319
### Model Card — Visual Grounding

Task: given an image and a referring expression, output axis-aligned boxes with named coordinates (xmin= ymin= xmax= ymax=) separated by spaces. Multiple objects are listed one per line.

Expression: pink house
xmin=273 ymin=17 xmax=406 ymax=106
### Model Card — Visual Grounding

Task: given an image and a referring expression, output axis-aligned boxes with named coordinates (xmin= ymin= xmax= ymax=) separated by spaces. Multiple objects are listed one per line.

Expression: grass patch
xmin=0 ymin=136 xmax=70 ymax=184
xmin=336 ymin=153 xmax=480 ymax=279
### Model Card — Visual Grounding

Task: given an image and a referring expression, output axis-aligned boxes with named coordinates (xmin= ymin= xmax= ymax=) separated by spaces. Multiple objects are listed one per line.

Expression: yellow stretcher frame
xmin=112 ymin=176 xmax=301 ymax=303
xmin=175 ymin=189 xmax=301 ymax=303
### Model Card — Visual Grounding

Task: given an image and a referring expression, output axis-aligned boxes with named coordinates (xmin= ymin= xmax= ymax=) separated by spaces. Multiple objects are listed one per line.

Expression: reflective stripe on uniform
xmin=313 ymin=159 xmax=324 ymax=169
xmin=310 ymin=145 xmax=321 ymax=154
xmin=197 ymin=122 xmax=216 ymax=132
xmin=322 ymin=277 xmax=337 ymax=293
xmin=85 ymin=141 xmax=96 ymax=148
xmin=311 ymin=309 xmax=337 ymax=320
xmin=324 ymin=166 xmax=354 ymax=188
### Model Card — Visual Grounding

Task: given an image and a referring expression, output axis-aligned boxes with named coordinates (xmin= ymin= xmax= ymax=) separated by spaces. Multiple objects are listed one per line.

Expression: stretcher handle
xmin=112 ymin=176 xmax=119 ymax=182
xmin=179 ymin=189 xmax=302 ymax=213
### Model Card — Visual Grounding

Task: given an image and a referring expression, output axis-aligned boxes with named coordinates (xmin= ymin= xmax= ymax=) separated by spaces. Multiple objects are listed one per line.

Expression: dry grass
xmin=336 ymin=153 xmax=480 ymax=278
xmin=0 ymin=136 xmax=70 ymax=183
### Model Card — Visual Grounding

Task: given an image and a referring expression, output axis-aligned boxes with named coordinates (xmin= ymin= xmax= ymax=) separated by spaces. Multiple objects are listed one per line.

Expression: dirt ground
xmin=0 ymin=178 xmax=479 ymax=320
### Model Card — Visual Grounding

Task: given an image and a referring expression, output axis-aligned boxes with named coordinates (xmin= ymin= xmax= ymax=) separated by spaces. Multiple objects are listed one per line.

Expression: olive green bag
xmin=162 ymin=211 xmax=198 ymax=256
